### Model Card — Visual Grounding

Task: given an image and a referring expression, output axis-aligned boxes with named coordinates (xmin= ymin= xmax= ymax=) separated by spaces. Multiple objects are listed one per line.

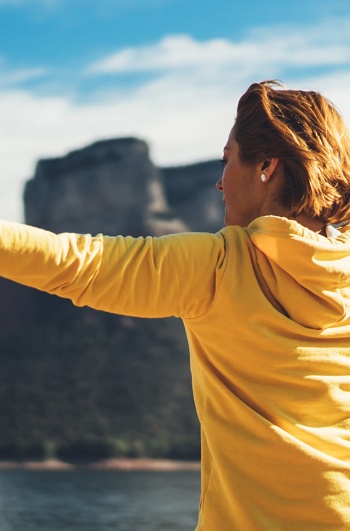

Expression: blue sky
xmin=1 ymin=0 xmax=350 ymax=221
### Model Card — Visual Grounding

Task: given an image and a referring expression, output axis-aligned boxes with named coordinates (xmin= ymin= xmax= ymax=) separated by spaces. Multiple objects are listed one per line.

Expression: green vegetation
xmin=0 ymin=306 xmax=200 ymax=463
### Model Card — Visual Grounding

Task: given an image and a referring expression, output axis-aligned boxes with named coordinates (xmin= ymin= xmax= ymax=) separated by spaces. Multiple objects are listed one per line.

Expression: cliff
xmin=0 ymin=137 xmax=224 ymax=461
xmin=24 ymin=137 xmax=223 ymax=236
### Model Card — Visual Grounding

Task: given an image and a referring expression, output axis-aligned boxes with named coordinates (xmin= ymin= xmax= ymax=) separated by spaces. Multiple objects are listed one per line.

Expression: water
xmin=0 ymin=469 xmax=200 ymax=531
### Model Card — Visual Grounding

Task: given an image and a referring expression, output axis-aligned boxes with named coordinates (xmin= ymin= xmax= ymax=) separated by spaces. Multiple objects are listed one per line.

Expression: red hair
xmin=233 ymin=81 xmax=350 ymax=223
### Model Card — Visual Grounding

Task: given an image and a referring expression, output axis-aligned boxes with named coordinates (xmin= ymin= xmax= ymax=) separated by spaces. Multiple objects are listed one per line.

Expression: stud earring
xmin=260 ymin=173 xmax=267 ymax=183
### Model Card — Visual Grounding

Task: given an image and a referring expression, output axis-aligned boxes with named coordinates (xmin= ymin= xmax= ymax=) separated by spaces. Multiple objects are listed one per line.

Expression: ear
xmin=261 ymin=158 xmax=280 ymax=180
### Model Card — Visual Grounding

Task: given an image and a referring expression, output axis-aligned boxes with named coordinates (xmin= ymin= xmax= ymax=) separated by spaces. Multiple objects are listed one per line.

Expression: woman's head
xmin=232 ymin=80 xmax=350 ymax=224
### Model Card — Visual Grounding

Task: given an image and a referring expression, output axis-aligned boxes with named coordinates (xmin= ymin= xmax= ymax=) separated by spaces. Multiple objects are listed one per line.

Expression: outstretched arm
xmin=0 ymin=221 xmax=227 ymax=319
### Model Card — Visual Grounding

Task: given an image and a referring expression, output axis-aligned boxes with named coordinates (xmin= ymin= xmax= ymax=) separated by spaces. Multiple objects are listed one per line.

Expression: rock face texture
xmin=24 ymin=137 xmax=223 ymax=236
xmin=162 ymin=160 xmax=224 ymax=234
xmin=0 ymin=137 xmax=226 ymax=459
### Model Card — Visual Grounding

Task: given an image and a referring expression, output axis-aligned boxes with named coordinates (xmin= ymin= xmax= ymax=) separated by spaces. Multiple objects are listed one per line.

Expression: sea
xmin=0 ymin=469 xmax=200 ymax=531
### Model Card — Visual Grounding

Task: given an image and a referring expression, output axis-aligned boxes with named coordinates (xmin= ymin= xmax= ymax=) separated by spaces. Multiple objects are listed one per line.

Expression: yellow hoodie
xmin=1 ymin=215 xmax=350 ymax=530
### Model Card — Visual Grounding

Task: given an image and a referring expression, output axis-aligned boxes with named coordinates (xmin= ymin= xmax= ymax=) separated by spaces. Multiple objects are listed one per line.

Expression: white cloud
xmin=1 ymin=18 xmax=350 ymax=222
xmin=87 ymin=35 xmax=245 ymax=73
xmin=0 ymin=78 xmax=235 ymax=221
xmin=0 ymin=62 xmax=47 ymax=87
xmin=87 ymin=22 xmax=350 ymax=76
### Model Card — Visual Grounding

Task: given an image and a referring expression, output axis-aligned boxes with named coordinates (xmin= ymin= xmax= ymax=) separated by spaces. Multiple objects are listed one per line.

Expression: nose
xmin=216 ymin=177 xmax=223 ymax=191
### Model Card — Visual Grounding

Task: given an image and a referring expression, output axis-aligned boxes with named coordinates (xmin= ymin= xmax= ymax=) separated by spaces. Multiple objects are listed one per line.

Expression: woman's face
xmin=216 ymin=136 xmax=268 ymax=227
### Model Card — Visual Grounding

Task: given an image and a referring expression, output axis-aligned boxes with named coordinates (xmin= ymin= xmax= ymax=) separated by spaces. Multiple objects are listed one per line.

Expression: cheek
xmin=223 ymin=168 xmax=234 ymax=190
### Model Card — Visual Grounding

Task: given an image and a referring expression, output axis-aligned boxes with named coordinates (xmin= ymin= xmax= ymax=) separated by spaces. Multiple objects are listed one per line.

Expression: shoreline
xmin=0 ymin=457 xmax=201 ymax=472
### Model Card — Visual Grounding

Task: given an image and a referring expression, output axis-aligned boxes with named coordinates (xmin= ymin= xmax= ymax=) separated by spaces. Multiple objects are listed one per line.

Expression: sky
xmin=1 ymin=0 xmax=350 ymax=221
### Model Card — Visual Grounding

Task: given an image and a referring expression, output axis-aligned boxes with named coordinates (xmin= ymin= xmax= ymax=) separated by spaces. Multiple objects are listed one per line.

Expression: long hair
xmin=233 ymin=80 xmax=350 ymax=223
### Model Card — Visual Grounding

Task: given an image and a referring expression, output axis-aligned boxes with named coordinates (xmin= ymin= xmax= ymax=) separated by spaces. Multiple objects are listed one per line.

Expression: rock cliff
xmin=24 ymin=137 xmax=223 ymax=236
xmin=24 ymin=138 xmax=223 ymax=236
xmin=0 ymin=137 xmax=225 ymax=459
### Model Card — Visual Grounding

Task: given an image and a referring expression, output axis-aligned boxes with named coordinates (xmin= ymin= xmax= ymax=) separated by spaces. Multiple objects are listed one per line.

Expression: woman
xmin=1 ymin=80 xmax=350 ymax=530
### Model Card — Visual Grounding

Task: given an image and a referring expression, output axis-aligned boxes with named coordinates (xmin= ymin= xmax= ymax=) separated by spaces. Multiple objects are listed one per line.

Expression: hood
xmin=247 ymin=216 xmax=350 ymax=330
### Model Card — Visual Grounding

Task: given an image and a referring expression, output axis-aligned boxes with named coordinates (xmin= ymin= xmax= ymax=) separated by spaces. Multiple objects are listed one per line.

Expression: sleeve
xmin=0 ymin=221 xmax=227 ymax=319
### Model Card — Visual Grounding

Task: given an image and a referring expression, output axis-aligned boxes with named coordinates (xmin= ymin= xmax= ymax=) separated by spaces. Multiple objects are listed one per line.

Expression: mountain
xmin=24 ymin=137 xmax=223 ymax=235
xmin=0 ymin=137 xmax=223 ymax=462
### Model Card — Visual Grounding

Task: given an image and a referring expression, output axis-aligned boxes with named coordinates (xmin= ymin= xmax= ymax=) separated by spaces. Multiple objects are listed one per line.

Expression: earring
xmin=260 ymin=173 xmax=267 ymax=183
